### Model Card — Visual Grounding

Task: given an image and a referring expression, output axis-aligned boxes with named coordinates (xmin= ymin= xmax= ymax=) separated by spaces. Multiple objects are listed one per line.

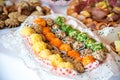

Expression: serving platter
xmin=0 ymin=1 xmax=120 ymax=80
xmin=0 ymin=14 xmax=120 ymax=80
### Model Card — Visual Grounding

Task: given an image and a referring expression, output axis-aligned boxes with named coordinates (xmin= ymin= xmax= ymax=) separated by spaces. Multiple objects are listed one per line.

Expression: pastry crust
xmin=18 ymin=15 xmax=28 ymax=22
xmin=31 ymin=11 xmax=44 ymax=16
xmin=0 ymin=20 xmax=4 ymax=29
xmin=0 ymin=13 xmax=8 ymax=21
xmin=16 ymin=0 xmax=29 ymax=9
xmin=5 ymin=18 xmax=20 ymax=28
xmin=8 ymin=12 xmax=21 ymax=19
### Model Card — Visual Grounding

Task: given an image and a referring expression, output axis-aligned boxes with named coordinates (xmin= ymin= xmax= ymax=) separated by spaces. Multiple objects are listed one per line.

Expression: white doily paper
xmin=94 ymin=27 xmax=120 ymax=44
xmin=0 ymin=14 xmax=120 ymax=80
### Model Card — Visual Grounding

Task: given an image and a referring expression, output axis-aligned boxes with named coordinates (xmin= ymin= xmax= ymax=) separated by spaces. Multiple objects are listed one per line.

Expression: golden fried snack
xmin=5 ymin=18 xmax=20 ymax=28
xmin=18 ymin=15 xmax=28 ymax=23
xmin=30 ymin=33 xmax=42 ymax=44
xmin=20 ymin=27 xmax=35 ymax=36
xmin=32 ymin=41 xmax=47 ymax=53
xmin=0 ymin=20 xmax=4 ymax=29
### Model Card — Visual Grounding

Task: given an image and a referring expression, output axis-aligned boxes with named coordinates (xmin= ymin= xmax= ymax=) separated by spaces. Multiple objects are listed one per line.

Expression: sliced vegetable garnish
xmin=60 ymin=24 xmax=71 ymax=32
xmin=55 ymin=16 xmax=65 ymax=26
xmin=76 ymin=33 xmax=88 ymax=42
xmin=68 ymin=29 xmax=79 ymax=38
xmin=85 ymin=38 xmax=96 ymax=48
xmin=91 ymin=43 xmax=104 ymax=51
xmin=65 ymin=26 xmax=73 ymax=35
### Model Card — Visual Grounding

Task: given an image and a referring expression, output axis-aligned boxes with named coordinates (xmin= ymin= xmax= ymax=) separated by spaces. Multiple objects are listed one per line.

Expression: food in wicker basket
xmin=67 ymin=0 xmax=120 ymax=31
xmin=20 ymin=15 xmax=112 ymax=76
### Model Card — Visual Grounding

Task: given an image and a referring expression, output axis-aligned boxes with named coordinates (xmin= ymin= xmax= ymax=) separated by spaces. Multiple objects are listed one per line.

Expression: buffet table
xmin=0 ymin=1 xmax=120 ymax=80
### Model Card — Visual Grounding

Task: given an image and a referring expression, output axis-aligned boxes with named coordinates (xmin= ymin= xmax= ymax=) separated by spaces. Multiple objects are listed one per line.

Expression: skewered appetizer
xmin=67 ymin=0 xmax=120 ymax=31
xmin=20 ymin=15 xmax=110 ymax=76
xmin=0 ymin=0 xmax=51 ymax=29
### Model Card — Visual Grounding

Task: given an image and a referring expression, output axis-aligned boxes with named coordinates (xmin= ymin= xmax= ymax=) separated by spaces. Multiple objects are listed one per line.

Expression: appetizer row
xmin=20 ymin=26 xmax=77 ymax=76
xmin=20 ymin=15 xmax=108 ymax=74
